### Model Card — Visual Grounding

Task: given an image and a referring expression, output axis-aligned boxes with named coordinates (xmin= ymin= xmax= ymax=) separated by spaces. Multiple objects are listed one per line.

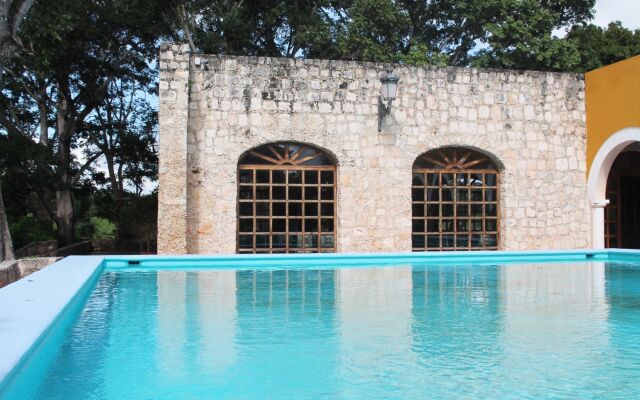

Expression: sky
xmin=594 ymin=0 xmax=640 ymax=29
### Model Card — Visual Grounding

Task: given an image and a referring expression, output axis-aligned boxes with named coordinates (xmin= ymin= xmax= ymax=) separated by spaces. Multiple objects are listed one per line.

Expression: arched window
xmin=412 ymin=147 xmax=500 ymax=251
xmin=237 ymin=142 xmax=336 ymax=253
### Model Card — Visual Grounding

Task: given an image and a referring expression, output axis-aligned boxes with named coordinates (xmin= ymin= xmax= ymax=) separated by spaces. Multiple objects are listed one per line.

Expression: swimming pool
xmin=1 ymin=250 xmax=640 ymax=399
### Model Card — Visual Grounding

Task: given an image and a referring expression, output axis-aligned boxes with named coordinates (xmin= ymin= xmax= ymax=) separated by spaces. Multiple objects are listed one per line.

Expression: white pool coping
xmin=1 ymin=249 xmax=640 ymax=392
xmin=0 ymin=256 xmax=104 ymax=390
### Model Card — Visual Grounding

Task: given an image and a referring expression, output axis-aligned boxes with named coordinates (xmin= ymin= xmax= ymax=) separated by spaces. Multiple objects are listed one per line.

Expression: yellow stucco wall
xmin=585 ymin=55 xmax=640 ymax=174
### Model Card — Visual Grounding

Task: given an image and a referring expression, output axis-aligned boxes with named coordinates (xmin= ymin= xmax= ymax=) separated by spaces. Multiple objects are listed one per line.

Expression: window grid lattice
xmin=412 ymin=169 xmax=499 ymax=251
xmin=237 ymin=165 xmax=336 ymax=253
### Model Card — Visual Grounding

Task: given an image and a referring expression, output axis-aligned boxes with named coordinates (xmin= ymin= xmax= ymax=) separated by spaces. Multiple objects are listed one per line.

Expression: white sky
xmin=594 ymin=0 xmax=640 ymax=29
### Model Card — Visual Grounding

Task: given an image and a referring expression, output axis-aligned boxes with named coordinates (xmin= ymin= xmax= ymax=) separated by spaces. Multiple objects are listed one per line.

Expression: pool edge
xmin=0 ymin=256 xmax=105 ymax=394
xmin=2 ymin=248 xmax=640 ymax=392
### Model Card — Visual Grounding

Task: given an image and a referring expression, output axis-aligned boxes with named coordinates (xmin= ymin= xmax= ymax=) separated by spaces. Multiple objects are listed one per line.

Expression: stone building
xmin=158 ymin=44 xmax=637 ymax=255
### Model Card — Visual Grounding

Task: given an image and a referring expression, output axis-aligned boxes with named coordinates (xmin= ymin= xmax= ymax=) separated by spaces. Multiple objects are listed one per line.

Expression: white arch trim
xmin=587 ymin=127 xmax=640 ymax=248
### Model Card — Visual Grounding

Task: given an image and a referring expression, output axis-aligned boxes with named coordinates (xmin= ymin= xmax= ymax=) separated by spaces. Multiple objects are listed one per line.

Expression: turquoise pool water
xmin=3 ymin=260 xmax=640 ymax=399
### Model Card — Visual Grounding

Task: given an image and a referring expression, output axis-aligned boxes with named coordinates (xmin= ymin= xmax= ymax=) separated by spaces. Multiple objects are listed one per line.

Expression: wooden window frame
xmin=237 ymin=143 xmax=337 ymax=254
xmin=412 ymin=149 xmax=500 ymax=252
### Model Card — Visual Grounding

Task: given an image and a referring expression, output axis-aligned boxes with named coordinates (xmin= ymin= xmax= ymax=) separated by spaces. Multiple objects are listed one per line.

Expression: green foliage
xmin=9 ymin=214 xmax=55 ymax=249
xmin=566 ymin=22 xmax=640 ymax=72
xmin=181 ymin=0 xmax=609 ymax=71
xmin=75 ymin=216 xmax=116 ymax=241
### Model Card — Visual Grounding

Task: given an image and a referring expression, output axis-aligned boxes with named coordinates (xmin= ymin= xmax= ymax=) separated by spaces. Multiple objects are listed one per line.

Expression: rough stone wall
xmin=158 ymin=44 xmax=190 ymax=254
xmin=158 ymin=45 xmax=590 ymax=254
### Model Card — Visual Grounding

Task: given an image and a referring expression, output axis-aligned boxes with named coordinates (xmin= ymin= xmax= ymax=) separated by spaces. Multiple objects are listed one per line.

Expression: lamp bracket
xmin=378 ymin=95 xmax=393 ymax=132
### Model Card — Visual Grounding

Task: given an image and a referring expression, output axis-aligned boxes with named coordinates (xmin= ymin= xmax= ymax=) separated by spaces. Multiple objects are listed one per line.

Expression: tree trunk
xmin=55 ymin=185 xmax=74 ymax=246
xmin=0 ymin=182 xmax=15 ymax=261
xmin=55 ymin=90 xmax=75 ymax=246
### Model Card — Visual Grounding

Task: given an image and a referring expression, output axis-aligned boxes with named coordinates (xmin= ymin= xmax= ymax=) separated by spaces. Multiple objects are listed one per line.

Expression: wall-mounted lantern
xmin=378 ymin=69 xmax=399 ymax=132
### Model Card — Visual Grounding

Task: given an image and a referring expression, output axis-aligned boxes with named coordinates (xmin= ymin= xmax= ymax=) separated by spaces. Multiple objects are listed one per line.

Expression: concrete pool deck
xmin=2 ymin=249 xmax=640 ymax=393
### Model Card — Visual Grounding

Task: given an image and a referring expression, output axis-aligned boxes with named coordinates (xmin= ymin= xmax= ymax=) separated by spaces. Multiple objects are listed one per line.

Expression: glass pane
xmin=455 ymin=174 xmax=468 ymax=186
xmin=442 ymin=204 xmax=454 ymax=217
xmin=485 ymin=234 xmax=498 ymax=247
xmin=412 ymin=219 xmax=425 ymax=233
xmin=456 ymin=204 xmax=469 ymax=217
xmin=471 ymin=220 xmax=483 ymax=232
xmin=485 ymin=204 xmax=497 ymax=217
xmin=607 ymin=207 xmax=617 ymax=219
xmin=256 ymin=203 xmax=270 ymax=216
xmin=426 ymin=234 xmax=440 ymax=248
xmin=289 ymin=203 xmax=302 ymax=216
xmin=485 ymin=173 xmax=497 ymax=186
xmin=441 ymin=234 xmax=454 ymax=248
xmin=289 ymin=219 xmax=303 ymax=232
xmin=239 ymin=169 xmax=253 ymax=184
xmin=256 ymin=186 xmax=269 ymax=200
xmin=412 ymin=234 xmax=425 ymax=249
xmin=485 ymin=189 xmax=497 ymax=202
xmin=272 ymin=170 xmax=286 ymax=183
xmin=470 ymin=234 xmax=483 ymax=248
xmin=238 ymin=235 xmax=253 ymax=249
xmin=441 ymin=219 xmax=454 ymax=232
xmin=304 ymin=219 xmax=318 ymax=232
xmin=320 ymin=187 xmax=334 ymax=200
xmin=412 ymin=188 xmax=425 ymax=201
xmin=273 ymin=203 xmax=286 ymax=216
xmin=426 ymin=203 xmax=439 ymax=216
xmin=471 ymin=204 xmax=483 ymax=216
xmin=288 ymin=170 xmax=302 ymax=184
xmin=412 ymin=204 xmax=424 ymax=217
xmin=289 ymin=186 xmax=302 ymax=200
xmin=321 ymin=235 xmax=334 ymax=249
xmin=238 ymin=203 xmax=253 ymax=216
xmin=320 ymin=203 xmax=334 ymax=216
xmin=272 ymin=186 xmax=286 ymax=200
xmin=256 ymin=170 xmax=269 ymax=183
xmin=426 ymin=219 xmax=438 ymax=232
xmin=457 ymin=219 xmax=469 ymax=232
xmin=442 ymin=173 xmax=454 ymax=186
xmin=255 ymin=235 xmax=269 ymax=248
xmin=485 ymin=219 xmax=497 ymax=232
xmin=288 ymin=234 xmax=303 ymax=248
xmin=426 ymin=173 xmax=439 ymax=186
xmin=470 ymin=173 xmax=483 ymax=186
xmin=412 ymin=173 xmax=425 ymax=186
xmin=320 ymin=219 xmax=334 ymax=233
xmin=470 ymin=189 xmax=482 ymax=201
xmin=272 ymin=235 xmax=286 ymax=248
xmin=320 ymin=171 xmax=334 ymax=184
xmin=456 ymin=235 xmax=469 ymax=248
xmin=304 ymin=170 xmax=318 ymax=184
xmin=304 ymin=234 xmax=319 ymax=248
xmin=255 ymin=219 xmax=269 ymax=232
xmin=426 ymin=188 xmax=439 ymax=201
xmin=239 ymin=186 xmax=253 ymax=200
xmin=456 ymin=189 xmax=468 ymax=201
xmin=305 ymin=186 xmax=318 ymax=200
xmin=305 ymin=203 xmax=318 ymax=216
xmin=441 ymin=188 xmax=453 ymax=202
xmin=239 ymin=219 xmax=253 ymax=233
xmin=272 ymin=219 xmax=286 ymax=232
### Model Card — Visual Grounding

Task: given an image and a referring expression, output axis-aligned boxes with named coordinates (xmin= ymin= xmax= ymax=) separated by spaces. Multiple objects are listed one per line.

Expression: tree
xmin=0 ymin=0 xmax=35 ymax=260
xmin=182 ymin=0 xmax=598 ymax=71
xmin=0 ymin=0 xmax=34 ymax=66
xmin=0 ymin=0 xmax=168 ymax=245
xmin=566 ymin=22 xmax=640 ymax=72
xmin=84 ymin=78 xmax=158 ymax=237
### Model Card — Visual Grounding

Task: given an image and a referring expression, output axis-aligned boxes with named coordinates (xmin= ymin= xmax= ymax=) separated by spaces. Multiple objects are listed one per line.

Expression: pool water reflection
xmin=5 ymin=261 xmax=640 ymax=399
